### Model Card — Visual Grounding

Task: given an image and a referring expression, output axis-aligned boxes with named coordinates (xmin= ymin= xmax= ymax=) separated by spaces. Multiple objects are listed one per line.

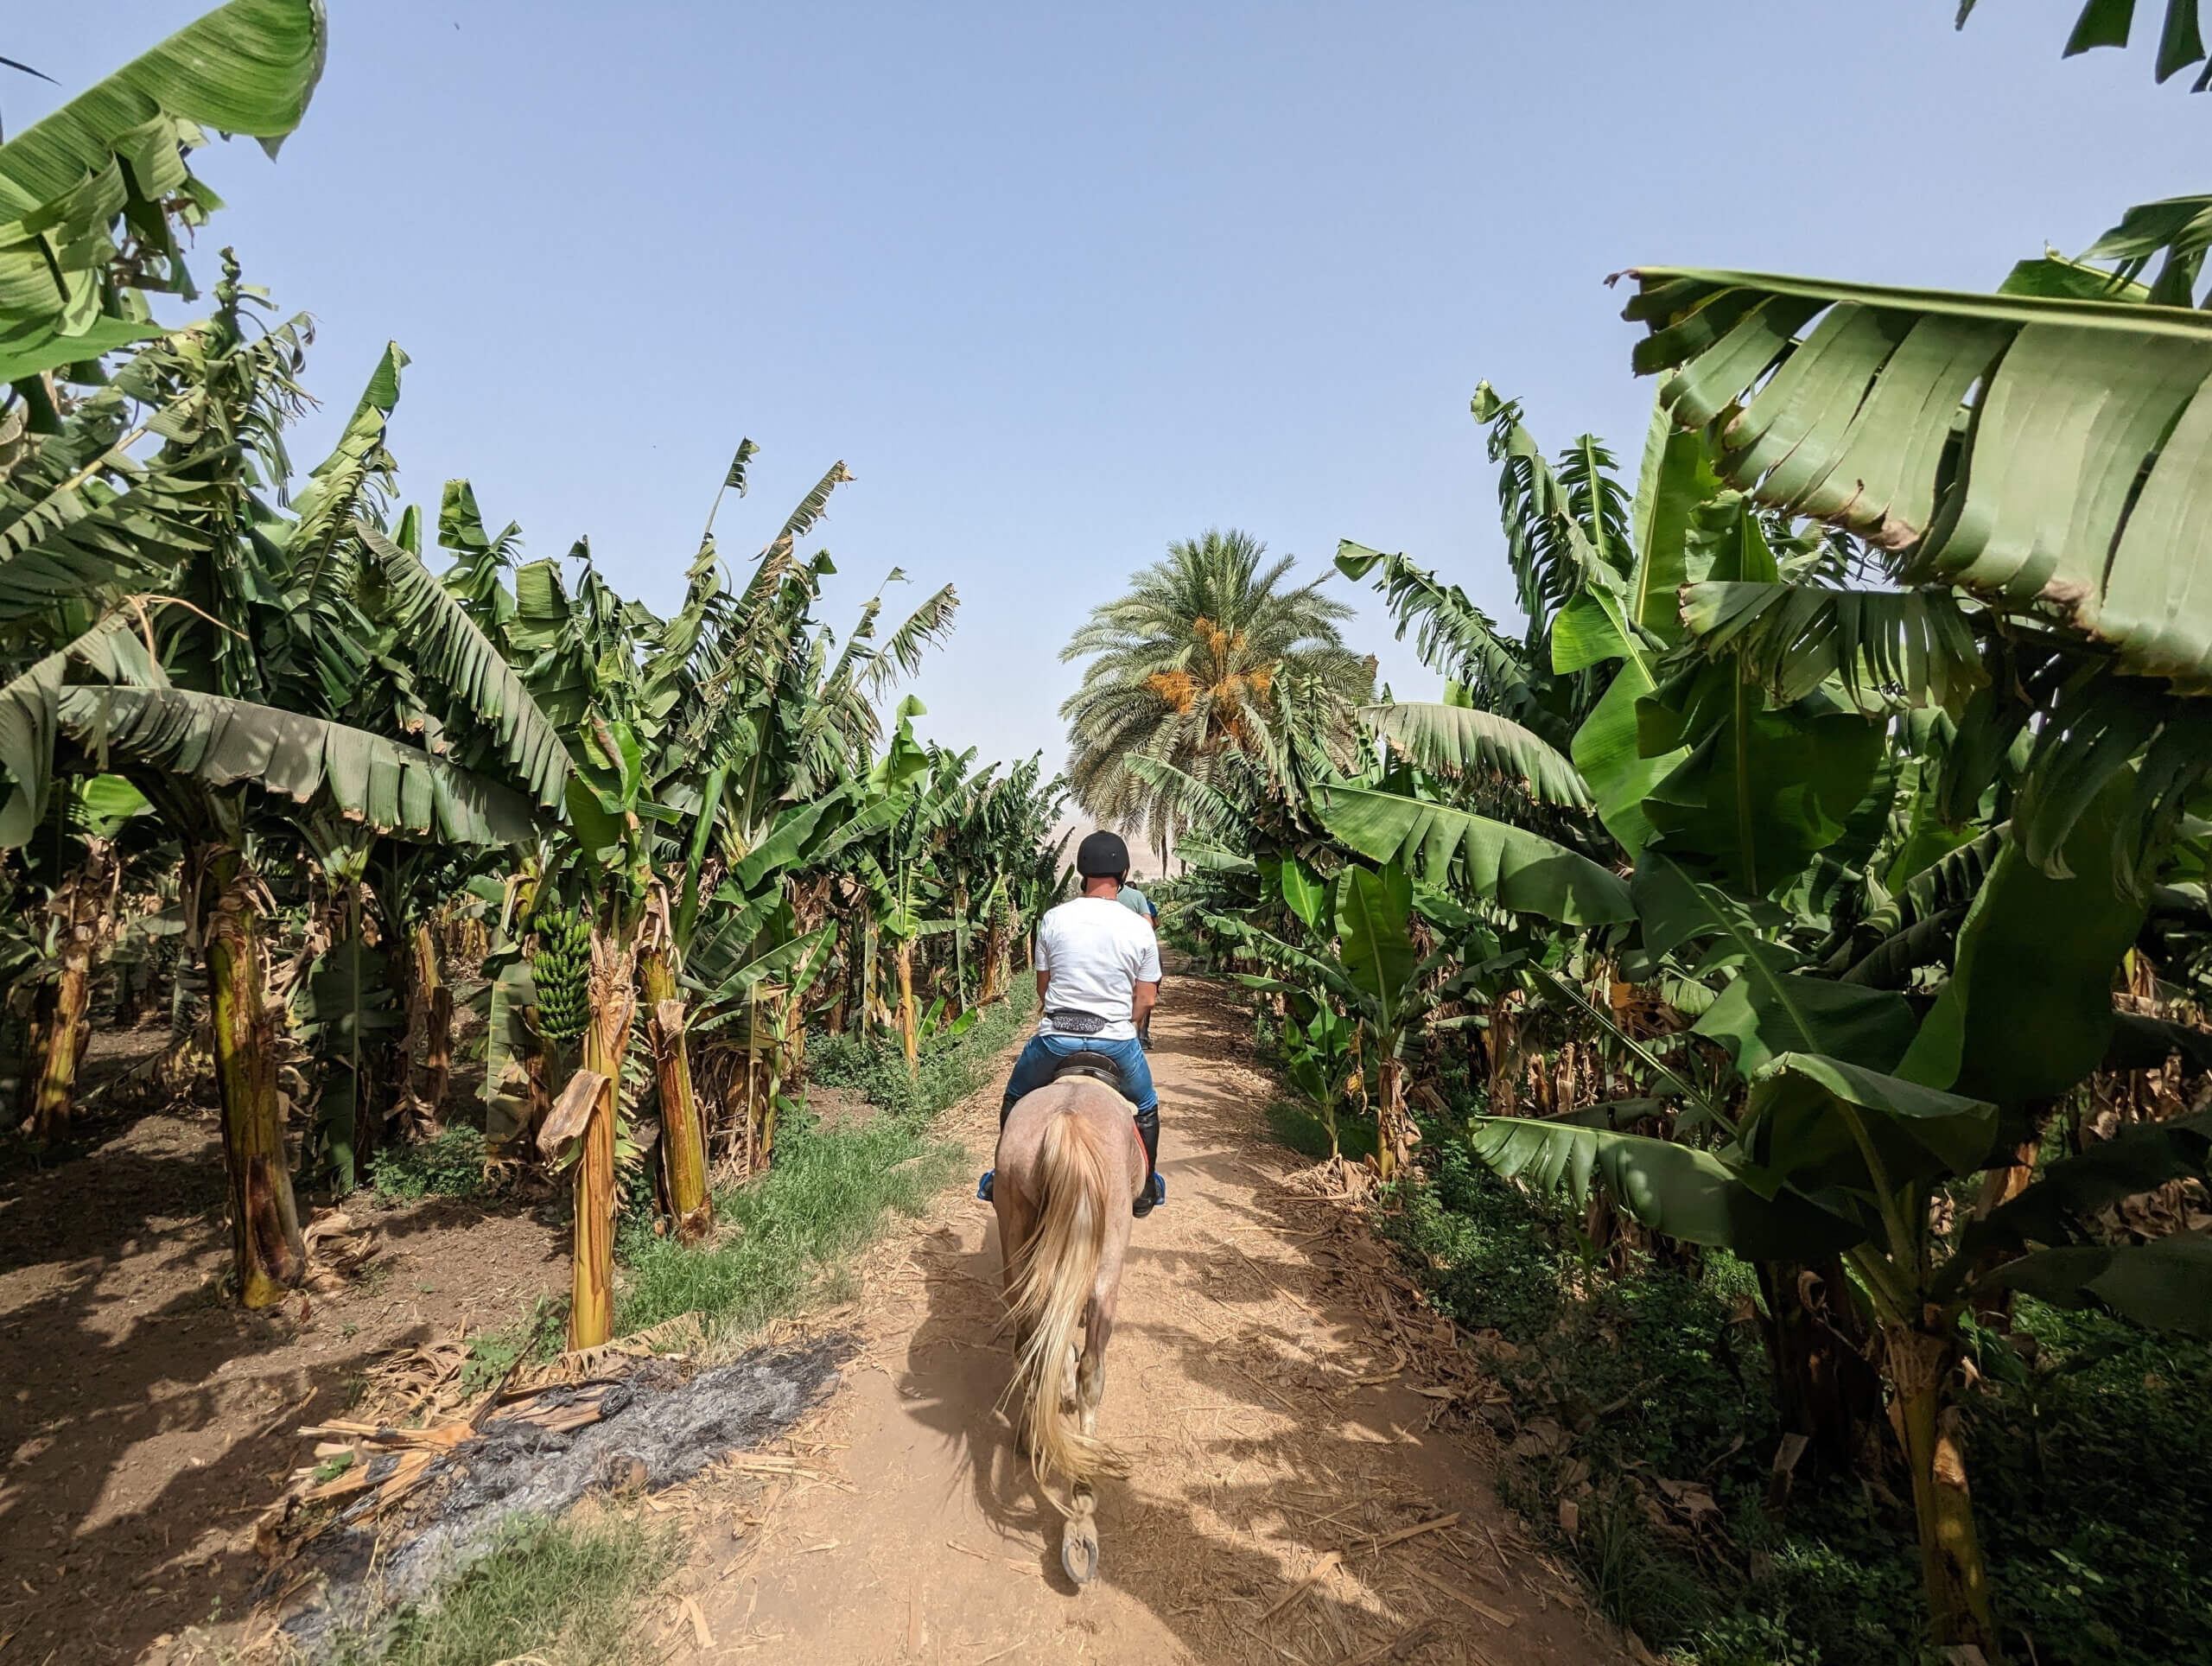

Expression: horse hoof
xmin=1061 ymin=1518 xmax=1101 ymax=1586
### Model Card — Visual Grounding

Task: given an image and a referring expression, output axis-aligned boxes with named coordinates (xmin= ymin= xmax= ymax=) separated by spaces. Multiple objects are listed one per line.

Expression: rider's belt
xmin=1043 ymin=1009 xmax=1109 ymax=1036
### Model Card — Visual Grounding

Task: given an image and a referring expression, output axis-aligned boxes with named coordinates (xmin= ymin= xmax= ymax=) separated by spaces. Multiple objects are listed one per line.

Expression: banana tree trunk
xmin=207 ymin=863 xmax=305 ymax=1308
xmin=760 ymin=987 xmax=789 ymax=1160
xmin=28 ymin=939 xmax=91 ymax=1142
xmin=1885 ymin=1322 xmax=2000 ymax=1656
xmin=896 ymin=939 xmax=918 ymax=1078
xmin=951 ymin=882 xmax=969 ymax=1016
xmin=827 ymin=915 xmax=850 ymax=1036
xmin=570 ymin=933 xmax=634 ymax=1351
xmin=413 ymin=923 xmax=453 ymax=1132
xmin=1755 ymin=1260 xmax=1883 ymax=1480
xmin=860 ymin=916 xmax=880 ymax=1039
xmin=640 ymin=944 xmax=711 ymax=1244
xmin=1376 ymin=1053 xmax=1414 ymax=1182
xmin=29 ymin=843 xmax=117 ymax=1141
xmin=980 ymin=912 xmax=1004 ymax=1005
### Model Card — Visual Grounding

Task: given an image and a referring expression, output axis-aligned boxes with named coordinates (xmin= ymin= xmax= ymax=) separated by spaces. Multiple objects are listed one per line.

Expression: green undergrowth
xmin=1264 ymin=1097 xmax=1379 ymax=1166
xmin=368 ymin=1126 xmax=488 ymax=1203
xmin=805 ymin=981 xmax=1034 ymax=1118
xmin=459 ymin=1294 xmax=568 ymax=1395
xmin=328 ymin=1514 xmax=677 ymax=1666
xmin=611 ymin=984 xmax=1032 ymax=1342
xmin=614 ymin=1103 xmax=962 ymax=1340
xmin=612 ymin=985 xmax=1034 ymax=1342
xmin=1356 ymin=1120 xmax=2212 ymax=1664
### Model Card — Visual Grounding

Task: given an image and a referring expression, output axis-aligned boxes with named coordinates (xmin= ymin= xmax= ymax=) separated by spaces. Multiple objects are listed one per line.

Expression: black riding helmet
xmin=1076 ymin=830 xmax=1130 ymax=879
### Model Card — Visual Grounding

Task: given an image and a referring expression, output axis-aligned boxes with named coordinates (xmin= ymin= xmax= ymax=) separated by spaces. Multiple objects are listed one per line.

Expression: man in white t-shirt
xmin=994 ymin=830 xmax=1165 ymax=1216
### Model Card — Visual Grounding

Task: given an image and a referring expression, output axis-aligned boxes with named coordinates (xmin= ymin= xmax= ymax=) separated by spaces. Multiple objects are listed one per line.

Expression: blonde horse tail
xmin=1004 ymin=1104 xmax=1116 ymax=1496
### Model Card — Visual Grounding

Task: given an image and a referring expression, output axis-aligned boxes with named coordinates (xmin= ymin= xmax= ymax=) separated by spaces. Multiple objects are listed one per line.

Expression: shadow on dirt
xmin=0 ymin=1080 xmax=565 ymax=1666
xmin=877 ymin=980 xmax=1521 ymax=1663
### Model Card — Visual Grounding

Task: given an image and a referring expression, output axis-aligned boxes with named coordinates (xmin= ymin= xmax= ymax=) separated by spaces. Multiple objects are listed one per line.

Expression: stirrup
xmin=977 ymin=1170 xmax=995 ymax=1203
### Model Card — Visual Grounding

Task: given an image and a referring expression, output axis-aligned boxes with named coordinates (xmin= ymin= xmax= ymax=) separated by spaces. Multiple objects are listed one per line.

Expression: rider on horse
xmin=992 ymin=830 xmax=1165 ymax=1217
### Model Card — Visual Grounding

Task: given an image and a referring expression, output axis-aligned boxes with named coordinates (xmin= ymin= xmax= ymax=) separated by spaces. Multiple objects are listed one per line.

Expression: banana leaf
xmin=292 ymin=925 xmax=403 ymax=1192
xmin=1740 ymin=1052 xmax=1999 ymax=1198
xmin=1944 ymin=1108 xmax=2212 ymax=1287
xmin=1467 ymin=1115 xmax=1866 ymax=1261
xmin=1313 ymin=783 xmax=1632 ymax=926
xmin=360 ymin=521 xmax=570 ymax=810
xmin=1897 ymin=775 xmax=2149 ymax=1103
xmin=481 ymin=957 xmax=538 ymax=1152
xmin=1336 ymin=864 xmax=1415 ymax=1032
xmin=0 ymin=612 xmax=162 ymax=846
xmin=1358 ymin=702 xmax=1592 ymax=809
xmin=1680 ymin=583 xmax=1985 ymax=715
xmin=1976 ymin=1230 xmax=2212 ymax=1336
xmin=54 ymin=684 xmax=535 ymax=846
xmin=1957 ymin=0 xmax=2212 ymax=92
xmin=0 ymin=0 xmax=325 ymax=368
xmin=690 ymin=925 xmax=835 ymax=1024
xmin=1631 ymin=852 xmax=1917 ymax=1075
xmin=1626 ymin=400 xmax=1720 ymax=645
xmin=1622 ymin=265 xmax=2212 ymax=690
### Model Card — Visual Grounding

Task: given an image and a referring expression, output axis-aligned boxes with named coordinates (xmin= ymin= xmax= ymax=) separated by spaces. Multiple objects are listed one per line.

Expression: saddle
xmin=1047 ymin=1049 xmax=1132 ymax=1098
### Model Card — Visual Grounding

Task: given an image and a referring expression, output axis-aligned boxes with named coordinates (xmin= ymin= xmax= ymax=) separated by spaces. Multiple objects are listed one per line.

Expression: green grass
xmin=1369 ymin=1121 xmax=2212 ymax=1665
xmin=804 ymin=982 xmax=1033 ymax=1119
xmin=608 ymin=988 xmax=1031 ymax=1342
xmin=614 ymin=1103 xmax=962 ymax=1340
xmin=369 ymin=1127 xmax=488 ymax=1202
xmin=330 ymin=1515 xmax=677 ymax=1666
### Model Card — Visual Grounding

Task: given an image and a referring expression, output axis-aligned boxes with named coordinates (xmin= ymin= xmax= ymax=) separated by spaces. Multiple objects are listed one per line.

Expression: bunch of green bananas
xmin=531 ymin=908 xmax=594 ymax=1042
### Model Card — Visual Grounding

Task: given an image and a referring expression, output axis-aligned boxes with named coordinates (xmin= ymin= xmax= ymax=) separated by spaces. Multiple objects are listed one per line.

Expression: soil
xmin=1 ymin=982 xmax=1630 ymax=1666
xmin=0 ymin=1027 xmax=567 ymax=1666
xmin=665 ymin=980 xmax=1631 ymax=1666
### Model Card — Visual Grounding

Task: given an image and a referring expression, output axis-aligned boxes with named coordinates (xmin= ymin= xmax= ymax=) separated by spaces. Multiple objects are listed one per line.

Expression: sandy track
xmin=681 ymin=980 xmax=1630 ymax=1666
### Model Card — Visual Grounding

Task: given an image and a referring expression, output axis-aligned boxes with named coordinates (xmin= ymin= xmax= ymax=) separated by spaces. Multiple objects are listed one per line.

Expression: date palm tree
xmin=1061 ymin=528 xmax=1371 ymax=866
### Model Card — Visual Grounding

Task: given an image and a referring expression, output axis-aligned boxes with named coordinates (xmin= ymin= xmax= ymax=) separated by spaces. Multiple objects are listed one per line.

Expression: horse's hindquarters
xmin=992 ymin=1083 xmax=1141 ymax=1546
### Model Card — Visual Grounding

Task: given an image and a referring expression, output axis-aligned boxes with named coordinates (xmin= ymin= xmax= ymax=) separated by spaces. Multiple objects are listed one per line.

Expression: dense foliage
xmin=1152 ymin=194 xmax=2212 ymax=1659
xmin=0 ymin=0 xmax=1068 ymax=1357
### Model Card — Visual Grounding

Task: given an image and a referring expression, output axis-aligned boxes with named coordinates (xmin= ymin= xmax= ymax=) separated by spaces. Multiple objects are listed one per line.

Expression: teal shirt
xmin=1117 ymin=884 xmax=1155 ymax=921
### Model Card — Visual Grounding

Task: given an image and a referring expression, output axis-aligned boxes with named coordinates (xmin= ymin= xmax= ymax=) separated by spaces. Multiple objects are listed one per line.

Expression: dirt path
xmin=685 ymin=981 xmax=1630 ymax=1665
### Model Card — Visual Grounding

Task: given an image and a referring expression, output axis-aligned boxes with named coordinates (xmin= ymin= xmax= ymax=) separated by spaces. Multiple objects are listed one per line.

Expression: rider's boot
xmin=1132 ymin=1104 xmax=1163 ymax=1218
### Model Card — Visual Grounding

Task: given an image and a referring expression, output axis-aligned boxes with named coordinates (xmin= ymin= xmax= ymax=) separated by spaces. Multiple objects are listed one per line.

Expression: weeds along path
xmin=683 ymin=978 xmax=1630 ymax=1665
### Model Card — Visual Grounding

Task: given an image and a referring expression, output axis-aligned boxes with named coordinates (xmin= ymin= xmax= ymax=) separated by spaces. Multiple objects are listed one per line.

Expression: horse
xmin=991 ymin=1065 xmax=1147 ymax=1585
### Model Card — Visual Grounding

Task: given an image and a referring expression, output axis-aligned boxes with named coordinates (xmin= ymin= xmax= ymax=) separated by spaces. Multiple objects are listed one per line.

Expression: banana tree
xmin=848 ymin=697 xmax=950 ymax=1074
xmin=549 ymin=713 xmax=666 ymax=1347
xmin=16 ymin=283 xmax=547 ymax=1300
xmin=1467 ymin=766 xmax=2207 ymax=1659
xmin=1208 ymin=862 xmax=1499 ymax=1180
xmin=1280 ymin=992 xmax=1360 ymax=1160
xmin=16 ymin=775 xmax=145 ymax=1140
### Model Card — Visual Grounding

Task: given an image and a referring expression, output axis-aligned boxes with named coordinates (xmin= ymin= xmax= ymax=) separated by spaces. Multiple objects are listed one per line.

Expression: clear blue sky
xmin=18 ymin=3 xmax=2205 ymax=779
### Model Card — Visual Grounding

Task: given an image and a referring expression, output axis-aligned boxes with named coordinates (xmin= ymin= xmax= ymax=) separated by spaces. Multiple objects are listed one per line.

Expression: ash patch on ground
xmin=282 ymin=1332 xmax=850 ymax=1652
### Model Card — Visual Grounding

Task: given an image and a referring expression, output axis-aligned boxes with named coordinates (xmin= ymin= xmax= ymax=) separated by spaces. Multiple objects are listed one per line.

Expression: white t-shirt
xmin=1034 ymin=896 xmax=1161 ymax=1042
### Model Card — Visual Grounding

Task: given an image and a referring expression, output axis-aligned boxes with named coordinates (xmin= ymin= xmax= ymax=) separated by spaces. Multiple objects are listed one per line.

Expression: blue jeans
xmin=1000 ymin=1033 xmax=1158 ymax=1117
